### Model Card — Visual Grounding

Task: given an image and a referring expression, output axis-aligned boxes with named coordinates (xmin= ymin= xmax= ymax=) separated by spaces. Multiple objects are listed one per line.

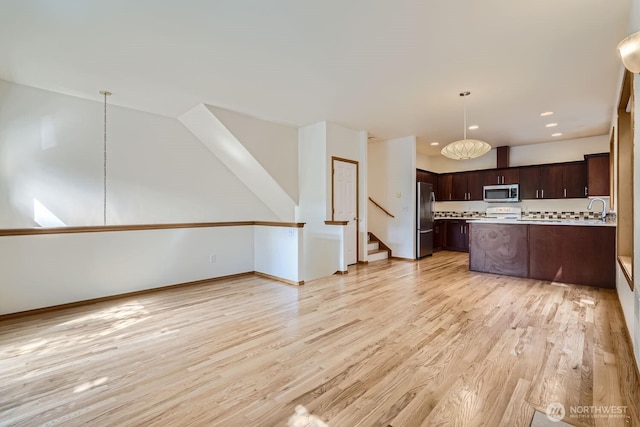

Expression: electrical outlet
xmin=209 ymin=254 xmax=216 ymax=263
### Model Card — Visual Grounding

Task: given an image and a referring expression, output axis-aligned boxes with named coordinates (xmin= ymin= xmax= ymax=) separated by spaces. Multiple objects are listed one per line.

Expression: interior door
xmin=333 ymin=159 xmax=358 ymax=265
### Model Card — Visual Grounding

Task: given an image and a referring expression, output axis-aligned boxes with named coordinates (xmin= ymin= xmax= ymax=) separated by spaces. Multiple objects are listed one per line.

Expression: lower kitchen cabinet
xmin=433 ymin=220 xmax=445 ymax=251
xmin=529 ymin=225 xmax=615 ymax=288
xmin=469 ymin=223 xmax=528 ymax=277
xmin=445 ymin=220 xmax=469 ymax=252
xmin=469 ymin=222 xmax=616 ymax=288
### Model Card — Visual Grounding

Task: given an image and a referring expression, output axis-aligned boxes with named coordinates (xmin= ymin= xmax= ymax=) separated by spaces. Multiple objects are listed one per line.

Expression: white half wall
xmin=297 ymin=122 xmax=343 ymax=280
xmin=0 ymin=80 xmax=277 ymax=227
xmin=0 ymin=226 xmax=254 ymax=315
xmin=368 ymin=136 xmax=416 ymax=259
xmin=254 ymin=225 xmax=303 ymax=284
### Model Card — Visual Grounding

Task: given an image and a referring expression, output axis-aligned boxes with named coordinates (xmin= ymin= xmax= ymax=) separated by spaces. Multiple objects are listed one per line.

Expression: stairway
xmin=367 ymin=233 xmax=391 ymax=262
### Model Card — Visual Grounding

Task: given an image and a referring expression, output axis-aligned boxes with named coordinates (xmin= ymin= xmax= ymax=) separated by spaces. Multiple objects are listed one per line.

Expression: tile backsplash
xmin=434 ymin=210 xmax=616 ymax=221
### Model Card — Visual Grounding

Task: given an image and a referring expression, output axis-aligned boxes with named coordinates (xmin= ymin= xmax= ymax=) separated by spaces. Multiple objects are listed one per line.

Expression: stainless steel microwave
xmin=483 ymin=184 xmax=519 ymax=202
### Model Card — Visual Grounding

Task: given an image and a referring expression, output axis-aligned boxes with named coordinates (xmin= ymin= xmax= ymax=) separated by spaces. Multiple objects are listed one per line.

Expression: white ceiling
xmin=0 ymin=1 xmax=631 ymax=156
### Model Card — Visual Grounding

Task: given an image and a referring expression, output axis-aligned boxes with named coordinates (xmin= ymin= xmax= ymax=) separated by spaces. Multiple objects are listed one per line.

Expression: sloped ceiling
xmin=0 ymin=0 xmax=631 ymax=155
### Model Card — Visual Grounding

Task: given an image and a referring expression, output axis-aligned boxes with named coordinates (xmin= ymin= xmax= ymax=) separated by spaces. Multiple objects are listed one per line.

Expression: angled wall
xmin=0 ymin=80 xmax=276 ymax=227
xmin=179 ymin=104 xmax=297 ymax=221
xmin=207 ymin=106 xmax=299 ymax=203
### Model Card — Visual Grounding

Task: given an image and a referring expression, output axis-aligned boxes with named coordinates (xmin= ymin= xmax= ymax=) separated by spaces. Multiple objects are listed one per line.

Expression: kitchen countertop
xmin=464 ymin=218 xmax=616 ymax=227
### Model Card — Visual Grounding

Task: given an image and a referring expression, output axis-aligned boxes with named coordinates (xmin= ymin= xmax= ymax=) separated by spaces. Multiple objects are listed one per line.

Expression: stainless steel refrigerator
xmin=417 ymin=182 xmax=435 ymax=259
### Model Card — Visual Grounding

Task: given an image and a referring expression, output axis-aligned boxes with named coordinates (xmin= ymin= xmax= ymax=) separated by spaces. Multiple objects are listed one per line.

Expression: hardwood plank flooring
xmin=1 ymin=251 xmax=638 ymax=426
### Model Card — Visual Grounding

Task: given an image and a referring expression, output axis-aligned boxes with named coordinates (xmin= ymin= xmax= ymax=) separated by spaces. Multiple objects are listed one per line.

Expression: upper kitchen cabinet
xmin=519 ymin=162 xmax=586 ymax=199
xmin=519 ymin=166 xmax=541 ymax=199
xmin=438 ymin=173 xmax=453 ymax=201
xmin=451 ymin=171 xmax=484 ymax=201
xmin=585 ymin=153 xmax=610 ymax=197
xmin=483 ymin=168 xmax=519 ymax=186
xmin=562 ymin=161 xmax=587 ymax=198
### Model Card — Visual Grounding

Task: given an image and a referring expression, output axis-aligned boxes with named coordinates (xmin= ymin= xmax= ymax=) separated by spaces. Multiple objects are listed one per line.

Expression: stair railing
xmin=368 ymin=197 xmax=395 ymax=218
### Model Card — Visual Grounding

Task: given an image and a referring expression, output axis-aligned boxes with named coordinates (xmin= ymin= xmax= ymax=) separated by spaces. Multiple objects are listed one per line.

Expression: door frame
xmin=331 ymin=156 xmax=360 ymax=263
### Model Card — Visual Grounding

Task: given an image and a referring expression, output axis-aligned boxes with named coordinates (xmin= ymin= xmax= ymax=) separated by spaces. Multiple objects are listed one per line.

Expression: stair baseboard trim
xmin=391 ymin=256 xmax=417 ymax=262
xmin=255 ymin=271 xmax=304 ymax=286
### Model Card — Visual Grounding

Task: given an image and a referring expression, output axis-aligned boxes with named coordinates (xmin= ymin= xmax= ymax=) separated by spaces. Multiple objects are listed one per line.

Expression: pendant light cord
xmin=460 ymin=91 xmax=470 ymax=140
xmin=100 ymin=90 xmax=111 ymax=226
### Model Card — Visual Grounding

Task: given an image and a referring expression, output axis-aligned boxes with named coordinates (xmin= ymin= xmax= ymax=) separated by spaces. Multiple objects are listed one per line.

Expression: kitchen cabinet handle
xmin=497 ymin=176 xmax=501 ymax=184
xmin=536 ymin=189 xmax=539 ymax=199
xmin=541 ymin=189 xmax=544 ymax=198
xmin=584 ymin=186 xmax=588 ymax=196
xmin=564 ymin=188 xmax=567 ymax=198
xmin=501 ymin=176 xmax=505 ymax=184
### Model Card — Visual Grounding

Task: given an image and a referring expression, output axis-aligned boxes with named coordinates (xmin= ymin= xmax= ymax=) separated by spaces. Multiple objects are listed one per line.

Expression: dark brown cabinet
xmin=519 ymin=162 xmax=586 ymax=199
xmin=450 ymin=171 xmax=484 ymax=201
xmin=539 ymin=164 xmax=564 ymax=199
xmin=445 ymin=220 xmax=469 ymax=252
xmin=484 ymin=168 xmax=520 ymax=186
xmin=437 ymin=174 xmax=453 ymax=201
xmin=469 ymin=223 xmax=616 ymax=288
xmin=562 ymin=162 xmax=587 ymax=198
xmin=433 ymin=220 xmax=444 ymax=251
xmin=585 ymin=153 xmax=610 ymax=196
xmin=467 ymin=171 xmax=485 ymax=200
xmin=451 ymin=173 xmax=467 ymax=201
xmin=529 ymin=225 xmax=615 ymax=288
xmin=519 ymin=166 xmax=541 ymax=199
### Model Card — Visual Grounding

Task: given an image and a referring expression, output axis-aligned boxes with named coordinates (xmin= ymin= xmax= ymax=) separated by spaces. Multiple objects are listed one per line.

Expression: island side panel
xmin=469 ymin=223 xmax=529 ymax=278
xmin=529 ymin=225 xmax=616 ymax=288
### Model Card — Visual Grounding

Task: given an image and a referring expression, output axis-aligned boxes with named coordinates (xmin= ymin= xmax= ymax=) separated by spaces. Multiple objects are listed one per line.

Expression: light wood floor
xmin=1 ymin=251 xmax=638 ymax=426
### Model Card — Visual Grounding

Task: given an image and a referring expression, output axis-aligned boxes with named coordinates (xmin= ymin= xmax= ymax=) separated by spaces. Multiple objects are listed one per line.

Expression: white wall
xmin=418 ymin=135 xmax=609 ymax=173
xmin=619 ymin=0 xmax=640 ymax=371
xmin=0 ymin=80 xmax=277 ymax=227
xmin=0 ymin=226 xmax=254 ymax=315
xmin=368 ymin=136 xmax=416 ymax=259
xmin=208 ymin=106 xmax=299 ymax=202
xmin=254 ymin=225 xmax=303 ymax=283
xmin=297 ymin=122 xmax=344 ymax=280
xmin=325 ymin=123 xmax=368 ymax=262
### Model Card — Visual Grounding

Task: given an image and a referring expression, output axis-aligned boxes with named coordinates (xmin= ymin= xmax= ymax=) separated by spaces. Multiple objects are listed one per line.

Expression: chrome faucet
xmin=587 ymin=198 xmax=607 ymax=221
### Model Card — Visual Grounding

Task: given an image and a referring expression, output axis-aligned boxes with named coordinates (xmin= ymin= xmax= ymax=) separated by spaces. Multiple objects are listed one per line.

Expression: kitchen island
xmin=468 ymin=219 xmax=616 ymax=288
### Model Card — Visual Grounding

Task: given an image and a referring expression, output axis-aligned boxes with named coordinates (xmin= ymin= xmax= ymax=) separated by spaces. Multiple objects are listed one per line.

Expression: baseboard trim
xmin=358 ymin=261 xmax=369 ymax=265
xmin=255 ymin=271 xmax=304 ymax=287
xmin=0 ymin=270 xmax=307 ymax=321
xmin=391 ymin=256 xmax=417 ymax=262
xmin=335 ymin=270 xmax=349 ymax=275
xmin=619 ymin=304 xmax=640 ymax=384
xmin=0 ymin=272 xmax=255 ymax=321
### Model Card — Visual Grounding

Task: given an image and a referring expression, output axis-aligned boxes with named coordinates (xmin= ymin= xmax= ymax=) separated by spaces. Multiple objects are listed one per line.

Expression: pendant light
xmin=100 ymin=90 xmax=111 ymax=225
xmin=618 ymin=31 xmax=640 ymax=73
xmin=441 ymin=91 xmax=492 ymax=160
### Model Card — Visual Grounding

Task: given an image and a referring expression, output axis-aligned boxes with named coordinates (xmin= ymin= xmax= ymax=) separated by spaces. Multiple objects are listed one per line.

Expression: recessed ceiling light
xmin=468 ymin=125 xmax=479 ymax=130
xmin=430 ymin=142 xmax=440 ymax=146
xmin=552 ymin=133 xmax=562 ymax=137
xmin=545 ymin=123 xmax=558 ymax=128
xmin=540 ymin=111 xmax=554 ymax=117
